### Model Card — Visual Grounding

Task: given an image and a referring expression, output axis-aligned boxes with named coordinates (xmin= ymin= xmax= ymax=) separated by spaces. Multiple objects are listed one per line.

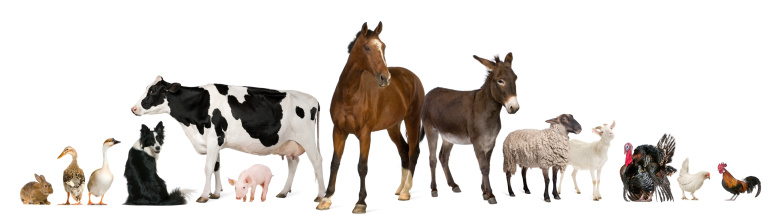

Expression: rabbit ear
xmin=34 ymin=174 xmax=42 ymax=182
xmin=39 ymin=175 xmax=46 ymax=182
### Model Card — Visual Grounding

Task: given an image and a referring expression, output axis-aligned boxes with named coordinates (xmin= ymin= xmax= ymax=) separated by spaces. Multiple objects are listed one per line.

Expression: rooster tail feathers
xmin=680 ymin=158 xmax=690 ymax=176
xmin=657 ymin=134 xmax=676 ymax=165
xmin=744 ymin=176 xmax=761 ymax=197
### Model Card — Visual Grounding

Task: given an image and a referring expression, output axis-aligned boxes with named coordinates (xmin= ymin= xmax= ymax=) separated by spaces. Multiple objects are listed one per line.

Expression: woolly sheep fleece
xmin=503 ymin=123 xmax=570 ymax=173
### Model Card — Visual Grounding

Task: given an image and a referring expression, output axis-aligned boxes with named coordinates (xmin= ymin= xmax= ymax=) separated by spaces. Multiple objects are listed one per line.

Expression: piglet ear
xmin=228 ymin=178 xmax=235 ymax=186
xmin=245 ymin=176 xmax=252 ymax=184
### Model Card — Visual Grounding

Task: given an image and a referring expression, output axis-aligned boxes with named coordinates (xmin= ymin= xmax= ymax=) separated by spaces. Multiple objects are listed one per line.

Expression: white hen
xmin=677 ymin=158 xmax=710 ymax=200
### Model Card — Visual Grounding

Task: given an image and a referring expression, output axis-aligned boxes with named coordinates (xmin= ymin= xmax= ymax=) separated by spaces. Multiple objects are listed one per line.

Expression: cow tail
xmin=315 ymin=102 xmax=321 ymax=183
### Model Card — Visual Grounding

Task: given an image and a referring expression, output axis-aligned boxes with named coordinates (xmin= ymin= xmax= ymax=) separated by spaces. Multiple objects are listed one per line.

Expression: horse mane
xmin=347 ymin=29 xmax=376 ymax=53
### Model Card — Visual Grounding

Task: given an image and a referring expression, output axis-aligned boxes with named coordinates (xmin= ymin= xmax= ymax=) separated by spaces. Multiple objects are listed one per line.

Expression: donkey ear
xmin=473 ymin=55 xmax=496 ymax=71
xmin=504 ymin=52 xmax=513 ymax=65
xmin=374 ymin=21 xmax=383 ymax=35
xmin=360 ymin=22 xmax=369 ymax=38
xmin=167 ymin=83 xmax=181 ymax=93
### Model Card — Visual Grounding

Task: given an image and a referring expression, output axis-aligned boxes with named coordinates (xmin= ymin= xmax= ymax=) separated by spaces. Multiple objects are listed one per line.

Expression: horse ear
xmin=374 ymin=21 xmax=383 ymax=35
xmin=360 ymin=22 xmax=369 ymax=38
xmin=504 ymin=52 xmax=513 ymax=65
xmin=473 ymin=55 xmax=496 ymax=71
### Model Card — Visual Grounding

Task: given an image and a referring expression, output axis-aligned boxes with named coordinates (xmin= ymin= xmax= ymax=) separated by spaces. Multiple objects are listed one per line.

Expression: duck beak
xmin=57 ymin=150 xmax=67 ymax=159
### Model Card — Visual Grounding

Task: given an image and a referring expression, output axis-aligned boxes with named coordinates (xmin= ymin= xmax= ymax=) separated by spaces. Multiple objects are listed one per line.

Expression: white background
xmin=1 ymin=0 xmax=771 ymax=220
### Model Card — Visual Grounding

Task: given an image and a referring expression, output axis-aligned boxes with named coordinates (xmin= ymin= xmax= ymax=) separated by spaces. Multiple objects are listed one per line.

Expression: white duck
xmin=86 ymin=138 xmax=121 ymax=205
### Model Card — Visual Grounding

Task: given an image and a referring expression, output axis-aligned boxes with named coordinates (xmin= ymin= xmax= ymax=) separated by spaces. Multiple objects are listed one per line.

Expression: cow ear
xmin=167 ymin=83 xmax=181 ymax=93
xmin=374 ymin=21 xmax=383 ymax=35
xmin=228 ymin=178 xmax=235 ymax=186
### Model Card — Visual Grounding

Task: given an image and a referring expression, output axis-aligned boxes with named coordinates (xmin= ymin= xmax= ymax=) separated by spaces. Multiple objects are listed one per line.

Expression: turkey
xmin=620 ymin=134 xmax=676 ymax=202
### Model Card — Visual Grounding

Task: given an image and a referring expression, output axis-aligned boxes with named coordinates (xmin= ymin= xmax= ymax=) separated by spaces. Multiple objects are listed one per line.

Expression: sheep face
xmin=546 ymin=114 xmax=582 ymax=134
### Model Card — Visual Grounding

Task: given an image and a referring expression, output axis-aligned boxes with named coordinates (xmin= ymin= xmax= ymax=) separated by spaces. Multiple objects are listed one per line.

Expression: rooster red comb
xmin=718 ymin=162 xmax=728 ymax=173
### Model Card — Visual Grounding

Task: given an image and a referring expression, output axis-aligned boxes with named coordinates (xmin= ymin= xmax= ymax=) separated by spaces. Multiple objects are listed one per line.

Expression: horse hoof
xmin=544 ymin=198 xmax=551 ymax=203
xmin=398 ymin=193 xmax=411 ymax=201
xmin=352 ymin=204 xmax=367 ymax=214
xmin=209 ymin=193 xmax=220 ymax=199
xmin=509 ymin=192 xmax=515 ymax=197
xmin=554 ymin=195 xmax=561 ymax=200
xmin=487 ymin=197 xmax=497 ymax=204
xmin=525 ymin=190 xmax=531 ymax=194
xmin=196 ymin=197 xmax=209 ymax=203
xmin=276 ymin=193 xmax=287 ymax=198
xmin=313 ymin=197 xmax=322 ymax=202
xmin=316 ymin=198 xmax=331 ymax=210
xmin=431 ymin=191 xmax=438 ymax=197
xmin=452 ymin=187 xmax=461 ymax=193
xmin=482 ymin=194 xmax=488 ymax=200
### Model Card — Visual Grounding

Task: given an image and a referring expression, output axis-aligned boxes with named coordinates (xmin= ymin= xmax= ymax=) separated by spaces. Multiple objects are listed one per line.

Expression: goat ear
xmin=473 ymin=55 xmax=496 ymax=71
xmin=593 ymin=128 xmax=602 ymax=136
xmin=610 ymin=121 xmax=616 ymax=130
xmin=374 ymin=21 xmax=383 ymax=35
xmin=228 ymin=178 xmax=235 ymax=186
xmin=504 ymin=52 xmax=513 ymax=65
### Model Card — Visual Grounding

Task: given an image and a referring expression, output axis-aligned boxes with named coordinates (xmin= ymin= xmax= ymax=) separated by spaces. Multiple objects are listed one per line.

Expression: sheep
xmin=558 ymin=121 xmax=615 ymax=201
xmin=503 ymin=114 xmax=582 ymax=202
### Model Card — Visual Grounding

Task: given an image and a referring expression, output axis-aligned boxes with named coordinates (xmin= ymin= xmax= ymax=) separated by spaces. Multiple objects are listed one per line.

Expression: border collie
xmin=124 ymin=121 xmax=187 ymax=205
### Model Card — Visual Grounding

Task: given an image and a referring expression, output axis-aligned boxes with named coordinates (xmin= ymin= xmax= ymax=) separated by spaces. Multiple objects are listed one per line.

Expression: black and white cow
xmin=131 ymin=76 xmax=324 ymax=203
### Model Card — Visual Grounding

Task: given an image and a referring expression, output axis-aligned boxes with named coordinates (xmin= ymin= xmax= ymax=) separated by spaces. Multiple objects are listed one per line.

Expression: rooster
xmin=718 ymin=162 xmax=761 ymax=201
xmin=677 ymin=158 xmax=710 ymax=200
xmin=620 ymin=134 xmax=676 ymax=202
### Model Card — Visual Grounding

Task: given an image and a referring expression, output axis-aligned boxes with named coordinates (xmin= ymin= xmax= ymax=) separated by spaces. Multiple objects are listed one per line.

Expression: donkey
xmin=422 ymin=53 xmax=519 ymax=204
xmin=316 ymin=22 xmax=425 ymax=214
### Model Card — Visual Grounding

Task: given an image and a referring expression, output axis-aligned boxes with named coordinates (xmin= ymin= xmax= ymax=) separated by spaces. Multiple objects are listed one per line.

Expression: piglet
xmin=228 ymin=164 xmax=273 ymax=202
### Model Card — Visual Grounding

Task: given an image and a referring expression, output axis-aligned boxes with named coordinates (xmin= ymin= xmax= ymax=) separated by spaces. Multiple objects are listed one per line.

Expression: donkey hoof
xmin=398 ymin=193 xmax=411 ymax=201
xmin=196 ymin=197 xmax=209 ymax=203
xmin=544 ymin=198 xmax=551 ymax=203
xmin=431 ymin=191 xmax=438 ymax=197
xmin=313 ymin=197 xmax=322 ymax=202
xmin=452 ymin=187 xmax=461 ymax=193
xmin=316 ymin=198 xmax=331 ymax=210
xmin=209 ymin=193 xmax=220 ymax=199
xmin=276 ymin=193 xmax=288 ymax=198
xmin=509 ymin=191 xmax=515 ymax=197
xmin=352 ymin=204 xmax=367 ymax=214
xmin=554 ymin=195 xmax=561 ymax=200
xmin=487 ymin=197 xmax=497 ymax=204
xmin=525 ymin=190 xmax=531 ymax=194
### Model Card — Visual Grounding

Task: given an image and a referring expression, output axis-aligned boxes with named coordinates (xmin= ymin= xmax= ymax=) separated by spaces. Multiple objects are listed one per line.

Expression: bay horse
xmin=422 ymin=53 xmax=519 ymax=204
xmin=315 ymin=22 xmax=425 ymax=214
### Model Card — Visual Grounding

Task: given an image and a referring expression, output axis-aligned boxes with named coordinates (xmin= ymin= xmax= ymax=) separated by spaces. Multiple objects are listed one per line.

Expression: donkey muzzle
xmin=505 ymin=96 xmax=520 ymax=114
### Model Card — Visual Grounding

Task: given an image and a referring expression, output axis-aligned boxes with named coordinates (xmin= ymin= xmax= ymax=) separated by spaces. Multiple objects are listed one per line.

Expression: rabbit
xmin=20 ymin=174 xmax=53 ymax=205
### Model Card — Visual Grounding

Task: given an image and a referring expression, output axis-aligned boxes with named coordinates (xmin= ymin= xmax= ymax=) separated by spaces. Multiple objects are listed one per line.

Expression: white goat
xmin=559 ymin=121 xmax=615 ymax=201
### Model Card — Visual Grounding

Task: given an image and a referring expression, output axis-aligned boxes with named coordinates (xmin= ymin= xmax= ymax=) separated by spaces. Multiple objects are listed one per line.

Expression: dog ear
xmin=228 ymin=178 xmax=235 ymax=186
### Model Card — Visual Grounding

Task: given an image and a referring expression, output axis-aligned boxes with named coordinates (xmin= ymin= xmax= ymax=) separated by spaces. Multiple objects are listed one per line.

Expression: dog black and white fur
xmin=124 ymin=121 xmax=187 ymax=205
